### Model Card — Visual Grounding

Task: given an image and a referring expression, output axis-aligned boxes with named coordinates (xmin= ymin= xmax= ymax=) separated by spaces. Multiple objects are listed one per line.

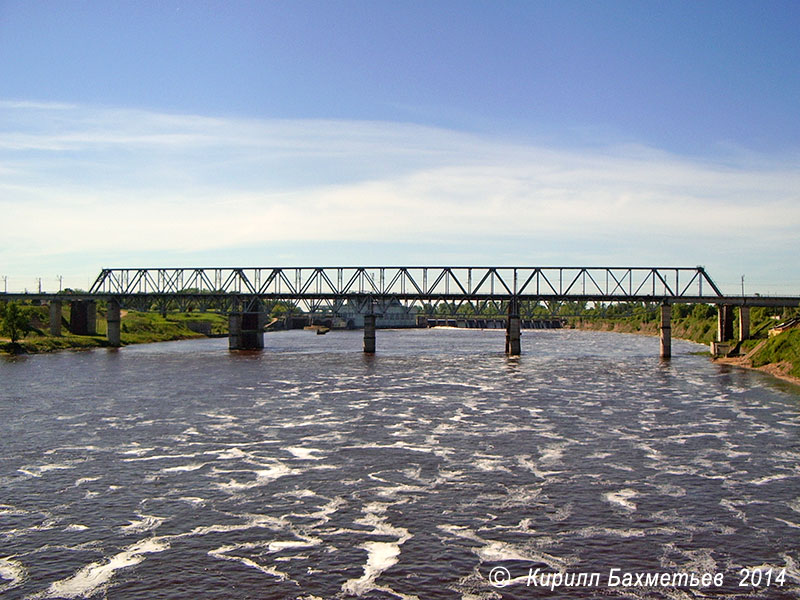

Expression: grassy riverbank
xmin=0 ymin=306 xmax=228 ymax=354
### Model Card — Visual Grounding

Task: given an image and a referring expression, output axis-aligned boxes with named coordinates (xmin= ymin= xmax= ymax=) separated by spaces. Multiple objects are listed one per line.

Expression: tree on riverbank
xmin=0 ymin=302 xmax=32 ymax=343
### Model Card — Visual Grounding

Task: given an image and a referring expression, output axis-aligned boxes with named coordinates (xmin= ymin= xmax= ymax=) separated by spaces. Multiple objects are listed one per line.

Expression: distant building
xmin=336 ymin=298 xmax=419 ymax=328
xmin=769 ymin=317 xmax=800 ymax=337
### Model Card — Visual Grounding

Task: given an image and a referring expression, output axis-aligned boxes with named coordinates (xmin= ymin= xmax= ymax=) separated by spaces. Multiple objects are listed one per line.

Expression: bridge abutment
xmin=69 ymin=300 xmax=96 ymax=335
xmin=107 ymin=300 xmax=121 ymax=347
xmin=363 ymin=314 xmax=376 ymax=353
xmin=505 ymin=299 xmax=521 ymax=356
xmin=49 ymin=300 xmax=62 ymax=336
xmin=660 ymin=304 xmax=671 ymax=359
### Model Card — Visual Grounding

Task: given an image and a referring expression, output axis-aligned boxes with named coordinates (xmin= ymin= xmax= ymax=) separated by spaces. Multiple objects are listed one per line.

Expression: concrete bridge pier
xmin=107 ymin=300 xmax=121 ymax=347
xmin=505 ymin=299 xmax=521 ymax=356
xmin=69 ymin=300 xmax=97 ymax=335
xmin=364 ymin=314 xmax=376 ymax=353
xmin=739 ymin=306 xmax=750 ymax=342
xmin=49 ymin=300 xmax=62 ymax=336
xmin=229 ymin=301 xmax=264 ymax=350
xmin=228 ymin=312 xmax=242 ymax=350
xmin=240 ymin=310 xmax=265 ymax=349
xmin=710 ymin=304 xmax=736 ymax=357
xmin=660 ymin=303 xmax=671 ymax=359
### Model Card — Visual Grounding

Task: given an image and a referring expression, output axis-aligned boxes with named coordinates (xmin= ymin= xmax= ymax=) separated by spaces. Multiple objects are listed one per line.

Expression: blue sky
xmin=1 ymin=1 xmax=799 ymax=294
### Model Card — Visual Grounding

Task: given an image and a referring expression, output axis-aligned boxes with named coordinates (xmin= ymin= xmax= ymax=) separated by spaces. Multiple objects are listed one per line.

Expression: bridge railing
xmin=89 ymin=266 xmax=724 ymax=300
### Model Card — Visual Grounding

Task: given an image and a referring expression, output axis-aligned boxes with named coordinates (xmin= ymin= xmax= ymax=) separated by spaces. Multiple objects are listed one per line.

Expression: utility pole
xmin=57 ymin=275 xmax=63 ymax=291
xmin=37 ymin=277 xmax=42 ymax=293
xmin=741 ymin=275 xmax=745 ymax=297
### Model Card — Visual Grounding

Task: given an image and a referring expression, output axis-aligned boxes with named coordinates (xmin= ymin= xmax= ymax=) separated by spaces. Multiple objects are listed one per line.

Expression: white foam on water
xmin=606 ymin=462 xmax=635 ymax=472
xmin=65 ymin=524 xmax=88 ymax=532
xmin=160 ymin=463 xmax=206 ymax=473
xmin=208 ymin=544 xmax=291 ymax=582
xmin=356 ymin=511 xmax=411 ymax=543
xmin=652 ymin=484 xmax=685 ymax=498
xmin=212 ymin=447 xmax=247 ymax=460
xmin=118 ymin=446 xmax=155 ymax=456
xmin=0 ymin=556 xmax=27 ymax=590
xmin=74 ymin=477 xmax=100 ymax=486
xmin=37 ymin=537 xmax=169 ymax=598
xmin=515 ymin=456 xmax=562 ymax=479
xmin=178 ymin=496 xmax=206 ymax=506
xmin=568 ymin=526 xmax=654 ymax=538
xmin=213 ymin=461 xmax=295 ymax=492
xmin=280 ymin=489 xmax=317 ymax=499
xmin=18 ymin=464 xmax=74 ymax=478
xmin=604 ymin=488 xmax=638 ymax=511
xmin=585 ymin=451 xmax=613 ymax=460
xmin=499 ymin=486 xmax=542 ymax=508
xmin=373 ymin=482 xmax=427 ymax=500
xmin=187 ymin=513 xmax=290 ymax=537
xmin=719 ymin=499 xmax=748 ymax=521
xmin=548 ymin=503 xmax=573 ymax=522
xmin=44 ymin=445 xmax=100 ymax=455
xmin=774 ymin=517 xmax=800 ymax=529
xmin=295 ymin=496 xmax=347 ymax=525
xmin=538 ymin=443 xmax=567 ymax=465
xmin=122 ymin=453 xmax=198 ymax=462
xmin=438 ymin=524 xmax=571 ymax=573
xmin=788 ymin=497 xmax=800 ymax=513
xmin=341 ymin=541 xmax=401 ymax=596
xmin=120 ymin=514 xmax=166 ymax=534
xmin=475 ymin=541 xmax=571 ymax=572
xmin=268 ymin=539 xmax=321 ymax=552
xmin=342 ymin=441 xmax=436 ymax=454
xmin=285 ymin=447 xmax=325 ymax=460
xmin=472 ymin=458 xmax=512 ymax=473
xmin=199 ymin=411 xmax=238 ymax=421
xmin=750 ymin=473 xmax=792 ymax=485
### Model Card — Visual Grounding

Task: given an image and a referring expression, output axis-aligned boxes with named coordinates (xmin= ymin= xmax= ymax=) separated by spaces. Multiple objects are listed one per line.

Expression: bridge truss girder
xmin=90 ymin=266 xmax=723 ymax=301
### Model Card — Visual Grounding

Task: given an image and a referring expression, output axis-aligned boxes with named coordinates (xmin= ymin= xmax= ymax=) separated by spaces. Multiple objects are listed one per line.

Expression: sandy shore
xmin=713 ymin=354 xmax=800 ymax=387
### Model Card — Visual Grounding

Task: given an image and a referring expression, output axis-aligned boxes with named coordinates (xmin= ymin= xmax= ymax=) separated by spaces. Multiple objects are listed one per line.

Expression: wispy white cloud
xmin=2 ymin=101 xmax=799 ymax=292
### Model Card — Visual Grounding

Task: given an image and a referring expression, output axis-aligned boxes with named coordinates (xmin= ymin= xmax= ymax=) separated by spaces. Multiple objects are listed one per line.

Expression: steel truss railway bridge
xmin=4 ymin=266 xmax=799 ymax=357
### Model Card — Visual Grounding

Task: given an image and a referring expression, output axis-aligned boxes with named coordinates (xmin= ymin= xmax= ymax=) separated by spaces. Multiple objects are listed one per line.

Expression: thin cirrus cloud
xmin=1 ymin=101 xmax=799 ymax=292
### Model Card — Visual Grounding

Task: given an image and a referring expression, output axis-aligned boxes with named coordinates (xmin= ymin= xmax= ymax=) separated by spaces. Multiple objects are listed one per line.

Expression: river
xmin=0 ymin=329 xmax=798 ymax=599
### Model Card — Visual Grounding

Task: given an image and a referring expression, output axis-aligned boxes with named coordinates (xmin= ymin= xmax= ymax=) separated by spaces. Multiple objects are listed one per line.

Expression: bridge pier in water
xmin=505 ymin=299 xmax=521 ymax=356
xmin=49 ymin=300 xmax=62 ymax=336
xmin=107 ymin=300 xmax=121 ymax=347
xmin=660 ymin=304 xmax=671 ymax=359
xmin=363 ymin=314 xmax=376 ymax=353
xmin=228 ymin=309 xmax=265 ymax=350
xmin=69 ymin=300 xmax=96 ymax=335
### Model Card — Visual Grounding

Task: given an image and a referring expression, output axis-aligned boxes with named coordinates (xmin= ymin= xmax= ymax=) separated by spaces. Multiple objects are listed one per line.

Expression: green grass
xmin=1 ymin=309 xmax=229 ymax=354
xmin=749 ymin=329 xmax=800 ymax=378
xmin=119 ymin=311 xmax=228 ymax=343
